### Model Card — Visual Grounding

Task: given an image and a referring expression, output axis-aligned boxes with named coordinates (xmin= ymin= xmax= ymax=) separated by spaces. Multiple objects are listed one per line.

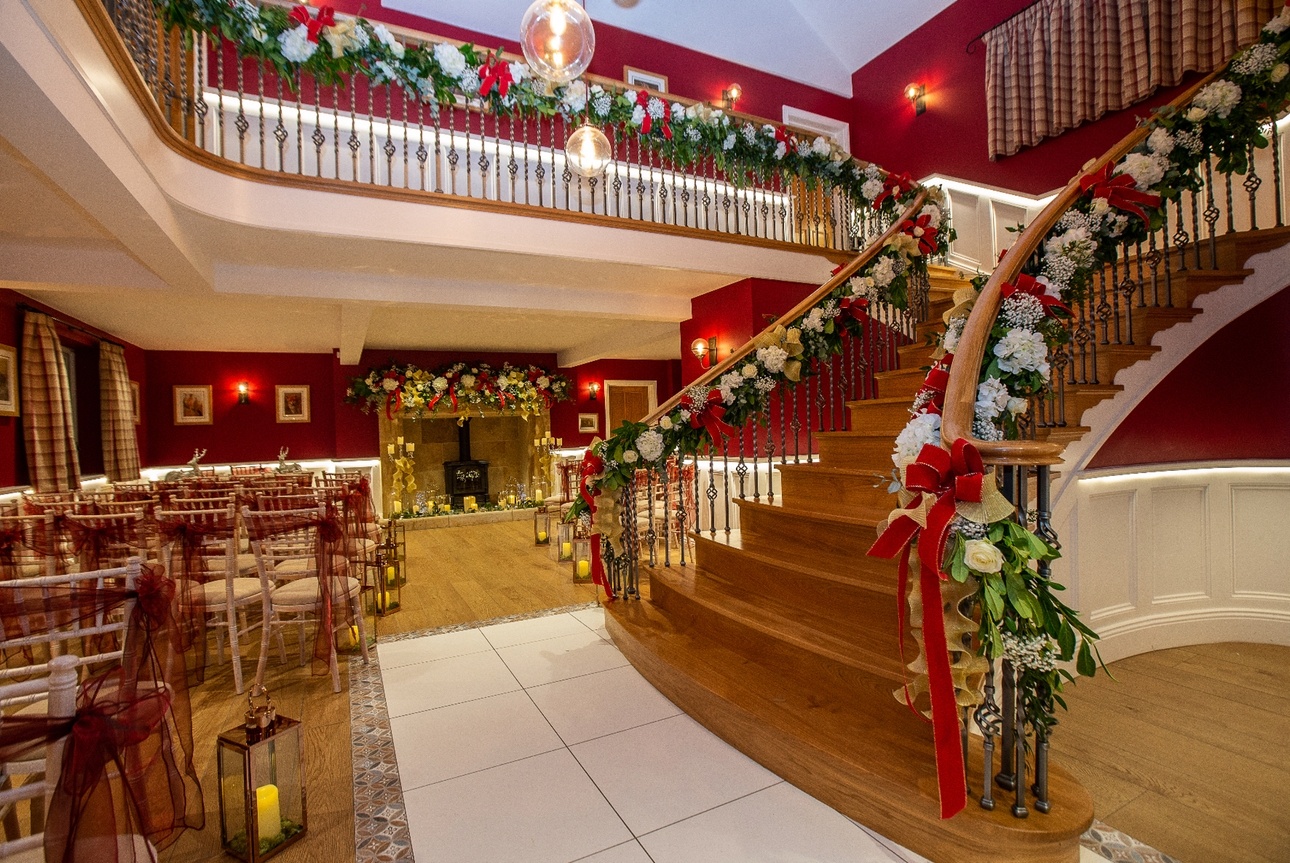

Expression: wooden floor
xmin=163 ymin=525 xmax=1288 ymax=863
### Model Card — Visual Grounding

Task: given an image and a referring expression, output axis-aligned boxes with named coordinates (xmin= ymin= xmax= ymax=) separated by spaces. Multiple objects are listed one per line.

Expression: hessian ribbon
xmin=1078 ymin=163 xmax=1162 ymax=222
xmin=478 ymin=57 xmax=514 ymax=99
xmin=288 ymin=4 xmax=335 ymax=42
xmin=578 ymin=444 xmax=615 ymax=600
xmin=866 ymin=439 xmax=995 ymax=820
xmin=1001 ymin=272 xmax=1071 ymax=317
xmin=680 ymin=388 xmax=735 ymax=444
xmin=755 ymin=324 xmax=805 ymax=382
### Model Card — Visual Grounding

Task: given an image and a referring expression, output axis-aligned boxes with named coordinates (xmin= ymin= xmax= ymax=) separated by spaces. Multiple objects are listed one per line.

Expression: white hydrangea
xmin=631 ymin=105 xmax=647 ymax=126
xmin=1146 ymin=128 xmax=1175 ymax=156
xmin=508 ymin=62 xmax=528 ymax=84
xmin=1266 ymin=14 xmax=1289 ymax=34
xmin=861 ymin=178 xmax=884 ymax=201
xmin=1116 ymin=151 xmax=1169 ymax=191
xmin=382 ymin=377 xmax=399 ymax=392
xmin=811 ymin=135 xmax=832 ymax=156
xmin=372 ymin=23 xmax=405 ymax=58
xmin=718 ymin=371 xmax=745 ymax=405
xmin=561 ymin=80 xmax=588 ymax=113
xmin=433 ymin=42 xmax=466 ymax=77
xmin=975 ymin=376 xmax=1010 ymax=422
xmin=755 ymin=345 xmax=789 ymax=374
xmin=1044 ymin=225 xmax=1096 ymax=269
xmin=871 ymin=256 xmax=896 ymax=287
xmin=742 ymin=124 xmax=758 ymax=144
xmin=893 ymin=411 xmax=941 ymax=467
xmin=1192 ymin=79 xmax=1242 ymax=119
xmin=774 ymin=142 xmax=788 ymax=160
xmin=459 ymin=69 xmax=481 ymax=94
xmin=278 ymin=25 xmax=317 ymax=63
xmin=432 ymin=376 xmax=448 ymax=392
xmin=919 ymin=203 xmax=943 ymax=228
xmin=993 ymin=329 xmax=1050 ymax=377
xmin=459 ymin=373 xmax=476 ymax=389
xmin=723 ymin=132 xmax=737 ymax=150
xmin=636 ymin=429 xmax=664 ymax=463
xmin=802 ymin=307 xmax=826 ymax=333
xmin=686 ymin=127 xmax=703 ymax=142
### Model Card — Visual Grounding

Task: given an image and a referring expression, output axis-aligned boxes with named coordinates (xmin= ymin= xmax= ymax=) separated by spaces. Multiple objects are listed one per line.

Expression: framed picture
xmin=276 ymin=385 xmax=311 ymax=423
xmin=624 ymin=66 xmax=667 ymax=93
xmin=130 ymin=381 xmax=141 ymax=425
xmin=0 ymin=344 xmax=18 ymax=417
xmin=577 ymin=413 xmax=599 ymax=434
xmin=173 ymin=385 xmax=212 ymax=425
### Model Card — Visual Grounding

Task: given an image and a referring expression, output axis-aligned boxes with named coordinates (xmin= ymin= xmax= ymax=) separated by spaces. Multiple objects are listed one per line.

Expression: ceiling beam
xmin=338 ymin=304 xmax=372 ymax=366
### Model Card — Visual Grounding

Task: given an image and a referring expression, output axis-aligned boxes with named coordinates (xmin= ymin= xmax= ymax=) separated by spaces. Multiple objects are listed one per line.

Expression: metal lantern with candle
xmin=372 ymin=518 xmax=403 ymax=616
xmin=533 ymin=508 xmax=551 ymax=545
xmin=555 ymin=519 xmax=574 ymax=561
xmin=571 ymin=535 xmax=593 ymax=583
xmin=218 ymin=685 xmax=307 ymax=862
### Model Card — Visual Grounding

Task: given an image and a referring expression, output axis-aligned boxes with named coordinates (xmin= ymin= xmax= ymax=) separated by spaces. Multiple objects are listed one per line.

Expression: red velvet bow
xmin=836 ymin=296 xmax=869 ymax=325
xmin=914 ymin=359 xmax=951 ymax=416
xmin=577 ymin=448 xmax=614 ymax=600
xmin=1078 ymin=162 xmax=1162 ymax=221
xmin=634 ymin=90 xmax=672 ymax=139
xmin=288 ymin=4 xmax=334 ymax=42
xmin=900 ymin=213 xmax=940 ymax=255
xmin=681 ymin=388 xmax=734 ymax=444
xmin=1001 ymin=273 xmax=1071 ymax=317
xmin=479 ymin=58 xmax=513 ymax=99
xmin=867 ymin=438 xmax=991 ymax=820
xmin=873 ymin=171 xmax=915 ymax=209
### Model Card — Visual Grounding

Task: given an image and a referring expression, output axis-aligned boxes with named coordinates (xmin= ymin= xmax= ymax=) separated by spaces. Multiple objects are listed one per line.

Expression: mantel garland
xmin=345 ymin=361 xmax=571 ymax=419
xmin=156 ymin=0 xmax=875 ymax=198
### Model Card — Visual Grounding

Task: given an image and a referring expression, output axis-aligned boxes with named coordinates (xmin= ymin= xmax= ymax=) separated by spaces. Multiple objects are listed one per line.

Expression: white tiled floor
xmin=378 ymin=607 xmax=941 ymax=863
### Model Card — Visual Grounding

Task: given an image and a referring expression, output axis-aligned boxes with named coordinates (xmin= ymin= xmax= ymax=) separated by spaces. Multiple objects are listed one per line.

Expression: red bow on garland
xmin=873 ymin=171 xmax=916 ymax=209
xmin=635 ymin=90 xmax=672 ymax=139
xmin=1001 ymin=273 xmax=1071 ymax=317
xmin=288 ymin=4 xmax=335 ymax=42
xmin=681 ymin=388 xmax=734 ymax=444
xmin=836 ymin=296 xmax=869 ymax=325
xmin=913 ymin=355 xmax=952 ymax=416
xmin=900 ymin=213 xmax=940 ymax=255
xmin=478 ymin=57 xmax=514 ymax=99
xmin=867 ymin=438 xmax=994 ymax=820
xmin=1078 ymin=162 xmax=1162 ymax=222
xmin=577 ymin=448 xmax=615 ymax=601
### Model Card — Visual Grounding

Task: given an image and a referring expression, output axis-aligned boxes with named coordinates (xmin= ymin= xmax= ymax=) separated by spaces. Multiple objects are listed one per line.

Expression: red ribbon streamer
xmin=1001 ymin=273 xmax=1071 ymax=317
xmin=867 ymin=439 xmax=990 ymax=820
xmin=577 ymin=449 xmax=615 ymax=600
xmin=1078 ymin=163 xmax=1162 ymax=221
xmin=681 ymin=388 xmax=735 ymax=444
xmin=288 ymin=4 xmax=334 ymax=42
xmin=478 ymin=58 xmax=514 ymax=99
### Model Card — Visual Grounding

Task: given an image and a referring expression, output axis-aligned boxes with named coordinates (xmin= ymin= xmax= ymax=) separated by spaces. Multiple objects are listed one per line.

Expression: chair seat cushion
xmin=271 ymin=576 xmax=361 ymax=607
xmin=181 ymin=578 xmax=263 ymax=606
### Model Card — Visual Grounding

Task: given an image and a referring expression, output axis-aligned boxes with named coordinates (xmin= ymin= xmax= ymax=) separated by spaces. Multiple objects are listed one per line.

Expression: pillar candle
xmin=407 ymin=442 xmax=415 ymax=453
xmin=464 ymin=496 xmax=476 ymax=511
xmin=386 ymin=444 xmax=395 ymax=456
xmin=386 ymin=565 xmax=397 ymax=585
xmin=576 ymin=559 xmax=591 ymax=578
xmin=561 ymin=541 xmax=572 ymax=558
xmin=397 ymin=436 xmax=404 ymax=445
xmin=255 ymin=784 xmax=281 ymax=840
xmin=507 ymin=494 xmax=516 ymax=506
xmin=537 ymin=530 xmax=548 ymax=542
xmin=535 ymin=489 xmax=545 ymax=503
xmin=439 ymin=503 xmax=451 ymax=513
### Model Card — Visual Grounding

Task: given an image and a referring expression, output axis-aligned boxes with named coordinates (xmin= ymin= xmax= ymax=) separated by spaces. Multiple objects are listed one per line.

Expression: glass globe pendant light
xmin=520 ymin=0 xmax=595 ymax=85
xmin=566 ymin=122 xmax=612 ymax=177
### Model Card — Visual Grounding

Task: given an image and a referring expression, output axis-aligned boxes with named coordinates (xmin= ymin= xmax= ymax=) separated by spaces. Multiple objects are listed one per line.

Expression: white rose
xmin=741 ymin=364 xmax=758 ymax=379
xmin=659 ymin=416 xmax=674 ymax=431
xmin=963 ymin=539 xmax=1005 ymax=574
xmin=1185 ymin=106 xmax=1208 ymax=122
xmin=1006 ymin=397 xmax=1029 ymax=417
xmin=623 ymin=450 xmax=639 ymax=464
xmin=811 ymin=135 xmax=831 ymax=156
xmin=1273 ymin=63 xmax=1289 ymax=83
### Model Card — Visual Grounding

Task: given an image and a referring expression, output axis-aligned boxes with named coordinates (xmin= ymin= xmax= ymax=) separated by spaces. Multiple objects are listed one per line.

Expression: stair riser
xmin=736 ymin=503 xmax=897 ymax=580
xmin=777 ymin=466 xmax=897 ymax=516
xmin=815 ymin=434 xmax=900 ymax=472
xmin=848 ymin=399 xmax=915 ymax=431
xmin=693 ymin=537 xmax=900 ymax=632
xmin=1060 ymin=345 xmax=1157 ymax=385
xmin=873 ymin=367 xmax=929 ymax=400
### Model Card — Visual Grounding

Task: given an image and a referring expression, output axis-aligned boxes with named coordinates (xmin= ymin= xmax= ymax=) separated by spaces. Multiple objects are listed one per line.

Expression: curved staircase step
xmin=816 ymin=430 xmax=902 ymax=472
xmin=874 ymin=366 xmax=930 ymax=399
xmin=607 ymin=597 xmax=1093 ymax=863
xmin=846 ymin=396 xmax=916 ymax=431
xmin=776 ymin=462 xmax=896 ymax=515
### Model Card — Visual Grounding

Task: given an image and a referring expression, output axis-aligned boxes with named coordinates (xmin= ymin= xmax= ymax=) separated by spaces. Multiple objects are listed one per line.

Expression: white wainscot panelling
xmin=1149 ymin=485 xmax=1210 ymax=603
xmin=1230 ymin=485 xmax=1290 ymax=599
xmin=1079 ymin=490 xmax=1138 ymax=619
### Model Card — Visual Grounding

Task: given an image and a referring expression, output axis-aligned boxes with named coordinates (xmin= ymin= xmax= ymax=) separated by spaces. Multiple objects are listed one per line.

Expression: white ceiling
xmin=382 ymin=0 xmax=956 ymax=96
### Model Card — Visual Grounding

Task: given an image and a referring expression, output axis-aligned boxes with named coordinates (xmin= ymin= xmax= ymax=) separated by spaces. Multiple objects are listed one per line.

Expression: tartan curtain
xmin=986 ymin=0 xmax=1278 ymax=160
xmin=99 ymin=341 xmax=141 ymax=482
xmin=20 ymin=311 xmax=81 ymax=492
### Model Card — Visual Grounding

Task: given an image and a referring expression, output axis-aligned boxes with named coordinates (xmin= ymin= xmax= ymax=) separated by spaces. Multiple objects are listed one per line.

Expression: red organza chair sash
xmin=0 ymin=567 xmax=203 ymax=863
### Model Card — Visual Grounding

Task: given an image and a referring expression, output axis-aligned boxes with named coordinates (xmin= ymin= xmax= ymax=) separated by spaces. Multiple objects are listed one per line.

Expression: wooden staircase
xmin=606 ymin=233 xmax=1288 ymax=862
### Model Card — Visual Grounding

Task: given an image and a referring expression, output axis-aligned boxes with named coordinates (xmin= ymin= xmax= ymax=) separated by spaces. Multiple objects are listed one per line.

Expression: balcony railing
xmin=98 ymin=0 xmax=884 ymax=254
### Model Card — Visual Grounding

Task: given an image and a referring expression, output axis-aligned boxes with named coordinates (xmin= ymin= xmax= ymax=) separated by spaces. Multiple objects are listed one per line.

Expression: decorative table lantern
xmin=218 ymin=685 xmax=307 ymax=862
xmin=555 ymin=520 xmax=574 ymax=562
xmin=572 ymin=536 xmax=592 ymax=583
xmin=533 ymin=508 xmax=551 ymax=546
xmin=374 ymin=518 xmax=403 ymax=616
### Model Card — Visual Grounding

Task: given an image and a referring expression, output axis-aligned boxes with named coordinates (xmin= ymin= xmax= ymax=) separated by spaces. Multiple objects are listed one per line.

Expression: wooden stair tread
xmin=694 ymin=529 xmax=899 ymax=597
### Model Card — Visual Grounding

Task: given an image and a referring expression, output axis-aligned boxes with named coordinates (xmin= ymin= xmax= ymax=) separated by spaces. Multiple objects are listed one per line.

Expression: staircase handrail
xmin=941 ymin=45 xmax=1275 ymax=464
xmin=643 ymin=189 xmax=931 ymax=426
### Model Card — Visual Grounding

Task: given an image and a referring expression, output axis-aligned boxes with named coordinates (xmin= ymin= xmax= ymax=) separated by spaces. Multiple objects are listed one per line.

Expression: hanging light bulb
xmin=566 ymin=122 xmax=612 ymax=177
xmin=521 ymin=0 xmax=595 ymax=85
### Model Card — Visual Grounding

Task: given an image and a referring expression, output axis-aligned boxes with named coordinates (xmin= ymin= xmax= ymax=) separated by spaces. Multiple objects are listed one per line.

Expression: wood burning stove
xmin=443 ymin=418 xmax=489 ymax=509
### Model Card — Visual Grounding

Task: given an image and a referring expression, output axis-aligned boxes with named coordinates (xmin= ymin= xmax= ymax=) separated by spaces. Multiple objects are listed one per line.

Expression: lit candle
xmin=535 ymin=489 xmax=544 ymax=503
xmin=397 ymin=436 xmax=404 ymax=446
xmin=556 ymin=437 xmax=562 ymax=446
xmin=507 ymin=494 xmax=516 ymax=506
xmin=407 ymin=442 xmax=415 ymax=453
xmin=439 ymin=503 xmax=451 ymax=513
xmin=537 ymin=530 xmax=548 ymax=542
xmin=561 ymin=541 xmax=572 ymax=558
xmin=576 ymin=559 xmax=591 ymax=578
xmin=386 ymin=565 xmax=397 ymax=585
xmin=464 ymin=496 xmax=476 ymax=511
xmin=255 ymin=784 xmax=281 ymax=841
xmin=347 ymin=624 xmax=360 ymax=647
xmin=387 ymin=444 xmax=395 ymax=456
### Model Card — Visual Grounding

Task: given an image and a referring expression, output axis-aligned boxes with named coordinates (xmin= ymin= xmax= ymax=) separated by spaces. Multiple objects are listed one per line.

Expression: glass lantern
xmin=520 ymin=0 xmax=595 ymax=85
xmin=218 ymin=687 xmax=307 ymax=862
xmin=531 ymin=477 xmax=547 ymax=505
xmin=572 ymin=536 xmax=592 ymax=583
xmin=372 ymin=519 xmax=402 ymax=616
xmin=555 ymin=519 xmax=574 ymax=562
xmin=534 ymin=508 xmax=551 ymax=545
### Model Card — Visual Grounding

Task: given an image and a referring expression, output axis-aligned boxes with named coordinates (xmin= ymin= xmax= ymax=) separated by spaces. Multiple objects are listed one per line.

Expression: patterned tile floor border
xmin=349 ymin=604 xmax=1182 ymax=863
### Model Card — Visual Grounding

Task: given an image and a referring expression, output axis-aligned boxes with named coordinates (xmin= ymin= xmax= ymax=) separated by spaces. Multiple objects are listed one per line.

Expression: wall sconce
xmin=690 ymin=336 xmax=719 ymax=369
xmin=237 ymin=381 xmax=250 ymax=404
xmin=905 ymin=83 xmax=926 ymax=116
xmin=588 ymin=382 xmax=600 ymax=402
xmin=721 ymin=83 xmax=742 ymax=111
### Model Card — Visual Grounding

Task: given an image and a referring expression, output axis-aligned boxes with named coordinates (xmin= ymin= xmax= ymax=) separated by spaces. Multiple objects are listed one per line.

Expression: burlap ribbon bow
xmin=390 ymin=456 xmax=417 ymax=497
xmin=755 ymin=324 xmax=805 ymax=381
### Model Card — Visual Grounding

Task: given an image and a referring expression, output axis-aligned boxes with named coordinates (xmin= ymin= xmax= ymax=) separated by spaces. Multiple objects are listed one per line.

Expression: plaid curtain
xmin=986 ymin=0 xmax=1277 ymax=160
xmin=100 ymin=341 xmax=141 ymax=482
xmin=21 ymin=311 xmax=81 ymax=492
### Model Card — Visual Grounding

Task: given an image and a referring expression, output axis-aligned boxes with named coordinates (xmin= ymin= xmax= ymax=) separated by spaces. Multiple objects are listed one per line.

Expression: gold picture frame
xmin=276 ymin=385 xmax=311 ymax=423
xmin=577 ymin=412 xmax=599 ymax=434
xmin=130 ymin=381 xmax=141 ymax=425
xmin=0 ymin=344 xmax=18 ymax=417
xmin=173 ymin=385 xmax=212 ymax=425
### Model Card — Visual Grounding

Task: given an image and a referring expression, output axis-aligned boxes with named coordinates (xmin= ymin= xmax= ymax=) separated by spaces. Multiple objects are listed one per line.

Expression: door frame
xmin=603 ymin=379 xmax=658 ymax=435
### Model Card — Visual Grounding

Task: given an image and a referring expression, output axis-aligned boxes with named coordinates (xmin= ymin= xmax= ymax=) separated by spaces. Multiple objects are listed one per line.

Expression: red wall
xmin=324 ymin=0 xmax=853 ymax=125
xmin=679 ymin=277 xmax=818 ymax=383
xmin=553 ymin=358 xmax=683 ymax=449
xmin=1088 ymin=286 xmax=1290 ymax=468
xmin=848 ymin=0 xmax=1198 ymax=195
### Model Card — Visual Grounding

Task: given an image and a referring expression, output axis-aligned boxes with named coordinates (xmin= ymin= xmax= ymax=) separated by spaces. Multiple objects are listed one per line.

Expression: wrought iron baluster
xmin=1224 ymin=164 xmax=1236 ymax=235
xmin=1274 ymin=118 xmax=1284 ymax=227
xmin=1204 ymin=161 xmax=1221 ymax=268
xmin=975 ymin=660 xmax=1001 ymax=811
xmin=1246 ymin=144 xmax=1262 ymax=232
xmin=312 ymin=82 xmax=325 ymax=177
xmin=235 ymin=48 xmax=247 ymax=164
xmin=333 ymin=84 xmax=341 ymax=180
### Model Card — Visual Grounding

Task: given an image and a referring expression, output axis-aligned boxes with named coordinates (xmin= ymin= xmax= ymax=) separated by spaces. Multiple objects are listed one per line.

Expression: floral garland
xmin=887 ymin=6 xmax=1290 ymax=729
xmin=157 ymin=0 xmax=871 ymax=198
xmin=568 ymin=175 xmax=951 ymax=520
xmin=345 ymin=360 xmax=571 ymax=418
